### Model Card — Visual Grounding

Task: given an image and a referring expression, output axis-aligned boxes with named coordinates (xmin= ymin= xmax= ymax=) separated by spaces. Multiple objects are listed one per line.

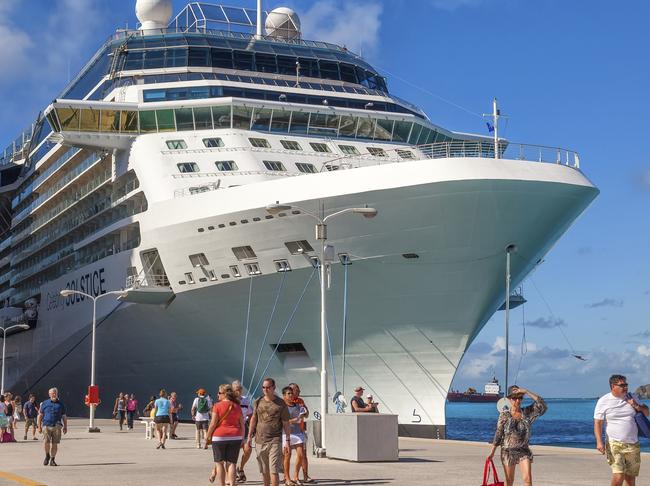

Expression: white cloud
xmin=638 ymin=345 xmax=650 ymax=357
xmin=298 ymin=0 xmax=383 ymax=57
xmin=0 ymin=4 xmax=34 ymax=83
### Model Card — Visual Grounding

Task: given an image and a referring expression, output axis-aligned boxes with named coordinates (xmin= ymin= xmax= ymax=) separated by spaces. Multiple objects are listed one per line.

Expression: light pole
xmin=59 ymin=289 xmax=126 ymax=432
xmin=266 ymin=202 xmax=377 ymax=455
xmin=1 ymin=322 xmax=30 ymax=394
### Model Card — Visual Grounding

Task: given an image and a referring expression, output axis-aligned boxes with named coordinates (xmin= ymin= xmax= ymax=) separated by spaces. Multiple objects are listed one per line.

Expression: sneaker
xmin=156 ymin=442 xmax=162 ymax=449
xmin=33 ymin=437 xmax=38 ymax=440
xmin=43 ymin=454 xmax=50 ymax=466
xmin=161 ymin=443 xmax=166 ymax=449
xmin=23 ymin=435 xmax=27 ymax=440
xmin=50 ymin=458 xmax=58 ymax=467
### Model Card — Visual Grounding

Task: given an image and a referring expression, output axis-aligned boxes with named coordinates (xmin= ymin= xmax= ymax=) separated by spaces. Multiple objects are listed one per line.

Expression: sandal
xmin=302 ymin=477 xmax=315 ymax=484
xmin=209 ymin=471 xmax=216 ymax=483
xmin=284 ymin=481 xmax=297 ymax=486
xmin=237 ymin=469 xmax=247 ymax=483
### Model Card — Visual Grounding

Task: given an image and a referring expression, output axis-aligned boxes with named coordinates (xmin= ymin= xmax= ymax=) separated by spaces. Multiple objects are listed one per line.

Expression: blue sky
xmin=0 ymin=0 xmax=648 ymax=397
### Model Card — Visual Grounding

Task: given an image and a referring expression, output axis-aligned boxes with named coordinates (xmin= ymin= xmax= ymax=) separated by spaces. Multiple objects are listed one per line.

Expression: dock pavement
xmin=0 ymin=418 xmax=647 ymax=485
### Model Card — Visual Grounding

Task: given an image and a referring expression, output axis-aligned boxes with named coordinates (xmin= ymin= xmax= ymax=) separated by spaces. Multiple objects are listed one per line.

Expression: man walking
xmin=247 ymin=378 xmax=291 ymax=486
xmin=594 ymin=374 xmax=649 ymax=486
xmin=37 ymin=388 xmax=68 ymax=466
xmin=23 ymin=394 xmax=39 ymax=440
xmin=191 ymin=388 xmax=212 ymax=448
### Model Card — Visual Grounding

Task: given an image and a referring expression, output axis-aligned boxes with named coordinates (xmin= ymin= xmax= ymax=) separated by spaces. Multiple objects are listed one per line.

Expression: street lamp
xmin=1 ymin=323 xmax=30 ymax=395
xmin=266 ymin=202 xmax=377 ymax=455
xmin=59 ymin=289 xmax=127 ymax=432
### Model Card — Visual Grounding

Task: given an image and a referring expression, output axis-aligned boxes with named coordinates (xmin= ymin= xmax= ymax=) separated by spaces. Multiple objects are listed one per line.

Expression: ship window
xmin=189 ymin=186 xmax=210 ymax=194
xmin=356 ymin=118 xmax=376 ymax=139
xmin=244 ymin=263 xmax=262 ymax=275
xmin=230 ymin=265 xmax=241 ymax=277
xmin=80 ymin=108 xmax=100 ymax=132
xmin=215 ymin=160 xmax=238 ymax=171
xmin=280 ymin=140 xmax=302 ymax=151
xmin=208 ymin=270 xmax=217 ymax=281
xmin=274 ymin=260 xmax=291 ymax=272
xmin=121 ymin=111 xmax=138 ymax=133
xmin=166 ymin=140 xmax=187 ymax=150
xmin=251 ymin=108 xmax=272 ymax=131
xmin=397 ymin=149 xmax=415 ymax=159
xmin=99 ymin=110 xmax=120 ymax=132
xmin=232 ymin=245 xmax=257 ymax=260
xmin=213 ymin=105 xmax=231 ymax=128
xmin=184 ymin=272 xmax=195 ymax=284
xmin=310 ymin=142 xmax=330 ymax=153
xmin=189 ymin=253 xmax=209 ymax=267
xmin=393 ymin=121 xmax=413 ymax=143
xmin=140 ymin=111 xmax=157 ymax=133
xmin=203 ymin=137 xmax=224 ymax=148
xmin=375 ymin=119 xmax=394 ymax=141
xmin=271 ymin=342 xmax=307 ymax=353
xmin=339 ymin=144 xmax=360 ymax=155
xmin=175 ymin=108 xmax=194 ymax=131
xmin=289 ymin=111 xmax=309 ymax=134
xmin=296 ymin=163 xmax=317 ymax=174
xmin=178 ymin=280 xmax=187 ymax=285
xmin=270 ymin=110 xmax=291 ymax=133
xmin=367 ymin=147 xmax=387 ymax=157
xmin=177 ymin=162 xmax=199 ymax=173
xmin=156 ymin=109 xmax=175 ymax=131
xmin=284 ymin=240 xmax=314 ymax=255
xmin=194 ymin=107 xmax=213 ymax=130
xmin=57 ymin=107 xmax=80 ymax=131
xmin=263 ymin=160 xmax=286 ymax=171
xmin=249 ymin=137 xmax=271 ymax=148
xmin=233 ymin=106 xmax=253 ymax=129
xmin=339 ymin=115 xmax=357 ymax=138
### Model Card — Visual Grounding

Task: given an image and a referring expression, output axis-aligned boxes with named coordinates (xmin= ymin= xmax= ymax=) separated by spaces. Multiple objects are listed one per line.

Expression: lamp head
xmin=353 ymin=207 xmax=378 ymax=219
xmin=266 ymin=202 xmax=292 ymax=214
xmin=59 ymin=289 xmax=74 ymax=297
xmin=19 ymin=324 xmax=29 ymax=330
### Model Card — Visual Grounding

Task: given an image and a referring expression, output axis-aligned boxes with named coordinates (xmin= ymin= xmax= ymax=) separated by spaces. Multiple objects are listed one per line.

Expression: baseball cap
xmin=354 ymin=386 xmax=364 ymax=392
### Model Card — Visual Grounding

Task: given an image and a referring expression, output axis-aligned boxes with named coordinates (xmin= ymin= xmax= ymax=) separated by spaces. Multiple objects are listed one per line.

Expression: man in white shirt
xmin=594 ymin=374 xmax=649 ymax=486
xmin=191 ymin=388 xmax=212 ymax=449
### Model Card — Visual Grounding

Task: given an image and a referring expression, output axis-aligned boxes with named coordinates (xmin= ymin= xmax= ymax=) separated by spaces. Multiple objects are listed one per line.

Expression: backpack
xmin=197 ymin=397 xmax=209 ymax=414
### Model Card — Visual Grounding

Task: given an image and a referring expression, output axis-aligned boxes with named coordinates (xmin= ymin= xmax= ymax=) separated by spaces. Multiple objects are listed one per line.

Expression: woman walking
xmin=487 ymin=385 xmax=547 ymax=486
xmin=0 ymin=394 xmax=9 ymax=442
xmin=113 ymin=392 xmax=128 ymax=431
xmin=205 ymin=384 xmax=244 ymax=485
xmin=282 ymin=386 xmax=308 ymax=486
xmin=169 ymin=392 xmax=183 ymax=439
xmin=126 ymin=394 xmax=139 ymax=430
xmin=153 ymin=389 xmax=172 ymax=449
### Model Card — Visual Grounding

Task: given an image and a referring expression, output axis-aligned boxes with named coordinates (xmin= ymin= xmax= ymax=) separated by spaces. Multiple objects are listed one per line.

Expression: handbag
xmin=625 ymin=393 xmax=650 ymax=438
xmin=482 ymin=458 xmax=504 ymax=486
xmin=205 ymin=403 xmax=234 ymax=446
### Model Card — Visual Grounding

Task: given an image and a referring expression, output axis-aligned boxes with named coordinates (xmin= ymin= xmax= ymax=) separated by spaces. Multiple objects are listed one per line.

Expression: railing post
xmin=556 ymin=148 xmax=561 ymax=164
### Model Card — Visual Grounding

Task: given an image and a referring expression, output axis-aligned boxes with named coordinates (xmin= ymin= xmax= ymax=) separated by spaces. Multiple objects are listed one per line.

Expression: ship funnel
xmin=265 ymin=7 xmax=301 ymax=40
xmin=136 ymin=0 xmax=173 ymax=31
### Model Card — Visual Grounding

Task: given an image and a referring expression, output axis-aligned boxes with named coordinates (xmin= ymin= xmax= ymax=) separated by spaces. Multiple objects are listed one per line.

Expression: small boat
xmin=447 ymin=377 xmax=503 ymax=403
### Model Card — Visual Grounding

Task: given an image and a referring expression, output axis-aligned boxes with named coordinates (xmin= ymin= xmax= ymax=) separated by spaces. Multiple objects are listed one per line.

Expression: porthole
xmin=208 ymin=226 xmax=215 ymax=230
xmin=198 ymin=228 xmax=205 ymax=232
xmin=199 ymin=277 xmax=207 ymax=282
xmin=178 ymin=280 xmax=187 ymax=285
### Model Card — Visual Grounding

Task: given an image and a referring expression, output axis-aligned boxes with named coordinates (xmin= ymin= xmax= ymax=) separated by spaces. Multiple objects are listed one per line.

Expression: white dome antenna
xmin=136 ymin=0 xmax=173 ymax=31
xmin=265 ymin=7 xmax=301 ymax=40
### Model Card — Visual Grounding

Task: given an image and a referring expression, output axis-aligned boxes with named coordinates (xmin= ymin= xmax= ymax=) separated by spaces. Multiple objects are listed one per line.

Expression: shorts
xmin=44 ymin=425 xmax=62 ymax=444
xmin=606 ymin=440 xmax=641 ymax=476
xmin=195 ymin=420 xmax=209 ymax=431
xmin=212 ymin=439 xmax=242 ymax=463
xmin=171 ymin=413 xmax=178 ymax=423
xmin=283 ymin=432 xmax=305 ymax=446
xmin=154 ymin=416 xmax=170 ymax=424
xmin=256 ymin=437 xmax=283 ymax=475
xmin=25 ymin=418 xmax=37 ymax=429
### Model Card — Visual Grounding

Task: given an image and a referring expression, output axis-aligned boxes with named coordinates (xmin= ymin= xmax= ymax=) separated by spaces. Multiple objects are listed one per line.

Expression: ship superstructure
xmin=0 ymin=1 xmax=597 ymax=438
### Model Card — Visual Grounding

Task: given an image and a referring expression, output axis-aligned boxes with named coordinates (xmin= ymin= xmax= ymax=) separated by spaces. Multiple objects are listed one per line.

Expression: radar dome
xmin=136 ymin=0 xmax=173 ymax=30
xmin=265 ymin=7 xmax=301 ymax=40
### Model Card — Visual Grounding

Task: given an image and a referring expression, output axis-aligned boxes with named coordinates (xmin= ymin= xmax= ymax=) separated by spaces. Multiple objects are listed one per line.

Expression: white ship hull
xmin=4 ymin=156 xmax=596 ymax=437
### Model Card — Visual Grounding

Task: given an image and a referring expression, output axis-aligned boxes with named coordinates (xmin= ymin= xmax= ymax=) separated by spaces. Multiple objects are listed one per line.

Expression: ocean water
xmin=446 ymin=398 xmax=650 ymax=452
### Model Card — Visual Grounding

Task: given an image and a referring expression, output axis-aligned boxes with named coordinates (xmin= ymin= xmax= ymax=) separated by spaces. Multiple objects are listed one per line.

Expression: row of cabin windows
xmin=166 ymin=137 xmax=411 ymax=159
xmin=176 ymin=160 xmax=314 ymax=173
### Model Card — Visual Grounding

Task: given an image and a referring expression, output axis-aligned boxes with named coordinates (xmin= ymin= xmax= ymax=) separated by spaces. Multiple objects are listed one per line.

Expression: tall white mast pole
xmin=493 ymin=97 xmax=500 ymax=160
xmin=256 ymin=0 xmax=263 ymax=38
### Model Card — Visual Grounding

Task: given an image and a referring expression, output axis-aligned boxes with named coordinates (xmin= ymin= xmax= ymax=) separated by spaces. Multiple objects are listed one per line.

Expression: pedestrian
xmin=4 ymin=392 xmax=16 ymax=440
xmin=350 ymin=386 xmax=376 ymax=412
xmin=153 ymin=389 xmax=172 ymax=449
xmin=487 ymin=385 xmax=547 ymax=486
xmin=113 ymin=392 xmax=127 ymax=430
xmin=282 ymin=386 xmax=307 ymax=486
xmin=143 ymin=395 xmax=156 ymax=416
xmin=169 ymin=391 xmax=183 ymax=439
xmin=13 ymin=395 xmax=23 ymax=422
xmin=37 ymin=387 xmax=68 ymax=466
xmin=126 ymin=394 xmax=139 ymax=430
xmin=594 ymin=374 xmax=649 ymax=486
xmin=23 ymin=394 xmax=39 ymax=440
xmin=205 ymin=384 xmax=244 ymax=485
xmin=0 ymin=394 xmax=9 ymax=442
xmin=247 ymin=378 xmax=291 ymax=486
xmin=289 ymin=383 xmax=313 ymax=483
xmin=232 ymin=380 xmax=253 ymax=483
xmin=192 ymin=388 xmax=212 ymax=449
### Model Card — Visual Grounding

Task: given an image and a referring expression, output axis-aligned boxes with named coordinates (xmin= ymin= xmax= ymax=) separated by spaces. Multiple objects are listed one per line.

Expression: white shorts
xmin=282 ymin=432 xmax=305 ymax=446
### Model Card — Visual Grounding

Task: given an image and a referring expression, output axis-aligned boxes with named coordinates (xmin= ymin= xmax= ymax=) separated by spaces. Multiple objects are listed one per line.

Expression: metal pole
xmin=504 ymin=246 xmax=514 ymax=393
xmin=1 ymin=327 xmax=5 ymax=395
xmin=89 ymin=296 xmax=98 ymax=432
xmin=319 ymin=230 xmax=328 ymax=455
xmin=256 ymin=0 xmax=263 ymax=38
xmin=493 ymin=97 xmax=499 ymax=160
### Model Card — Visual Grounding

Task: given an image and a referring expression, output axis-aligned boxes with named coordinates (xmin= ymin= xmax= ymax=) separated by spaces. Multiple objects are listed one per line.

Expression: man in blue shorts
xmin=23 ymin=394 xmax=39 ymax=440
xmin=37 ymin=387 xmax=68 ymax=466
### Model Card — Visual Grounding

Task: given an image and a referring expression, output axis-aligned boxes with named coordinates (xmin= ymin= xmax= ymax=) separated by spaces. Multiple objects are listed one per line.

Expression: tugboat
xmin=447 ymin=377 xmax=503 ymax=403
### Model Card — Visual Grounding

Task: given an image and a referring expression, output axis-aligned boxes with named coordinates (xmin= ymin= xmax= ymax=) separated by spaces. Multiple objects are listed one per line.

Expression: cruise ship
xmin=0 ymin=0 xmax=598 ymax=438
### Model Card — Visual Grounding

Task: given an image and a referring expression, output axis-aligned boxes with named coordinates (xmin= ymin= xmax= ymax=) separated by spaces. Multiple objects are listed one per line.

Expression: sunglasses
xmin=614 ymin=383 xmax=629 ymax=388
xmin=262 ymin=386 xmax=274 ymax=390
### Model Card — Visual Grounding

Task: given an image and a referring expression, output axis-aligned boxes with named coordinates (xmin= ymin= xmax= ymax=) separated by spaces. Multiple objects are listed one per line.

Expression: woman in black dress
xmin=487 ymin=385 xmax=547 ymax=486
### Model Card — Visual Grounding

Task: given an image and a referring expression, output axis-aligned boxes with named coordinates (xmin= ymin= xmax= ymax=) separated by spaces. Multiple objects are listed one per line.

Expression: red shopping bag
xmin=482 ymin=458 xmax=504 ymax=486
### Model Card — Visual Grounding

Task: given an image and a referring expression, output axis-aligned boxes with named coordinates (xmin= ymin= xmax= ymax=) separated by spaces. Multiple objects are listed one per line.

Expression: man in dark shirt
xmin=23 ymin=394 xmax=39 ymax=440
xmin=350 ymin=386 xmax=377 ymax=413
xmin=247 ymin=378 xmax=291 ymax=486
xmin=37 ymin=387 xmax=67 ymax=466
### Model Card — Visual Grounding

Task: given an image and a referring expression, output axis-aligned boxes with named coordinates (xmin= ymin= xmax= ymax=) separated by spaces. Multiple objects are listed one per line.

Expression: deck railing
xmin=417 ymin=141 xmax=580 ymax=169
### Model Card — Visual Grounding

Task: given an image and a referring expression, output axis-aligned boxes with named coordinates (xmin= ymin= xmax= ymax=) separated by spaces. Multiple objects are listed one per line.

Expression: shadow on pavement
xmin=61 ymin=462 xmax=138 ymax=467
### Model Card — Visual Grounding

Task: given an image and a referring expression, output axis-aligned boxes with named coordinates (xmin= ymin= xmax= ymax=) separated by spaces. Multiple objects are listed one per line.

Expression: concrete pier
xmin=0 ymin=418 xmax=646 ymax=485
